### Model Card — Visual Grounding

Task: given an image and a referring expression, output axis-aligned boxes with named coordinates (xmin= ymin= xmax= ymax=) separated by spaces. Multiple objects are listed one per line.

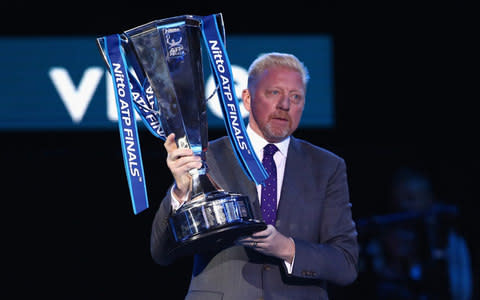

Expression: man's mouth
xmin=271 ymin=115 xmax=289 ymax=122
xmin=270 ymin=115 xmax=290 ymax=125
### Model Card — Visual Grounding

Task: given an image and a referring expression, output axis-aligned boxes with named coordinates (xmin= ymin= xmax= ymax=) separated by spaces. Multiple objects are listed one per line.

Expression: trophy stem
xmin=189 ymin=166 xmax=222 ymax=201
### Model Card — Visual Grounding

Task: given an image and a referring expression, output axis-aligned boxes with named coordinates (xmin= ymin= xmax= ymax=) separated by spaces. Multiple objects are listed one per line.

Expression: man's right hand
xmin=164 ymin=133 xmax=202 ymax=204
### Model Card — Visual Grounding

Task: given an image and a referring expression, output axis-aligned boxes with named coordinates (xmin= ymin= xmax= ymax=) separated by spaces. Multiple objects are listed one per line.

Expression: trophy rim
xmin=122 ymin=13 xmax=225 ymax=42
xmin=124 ymin=14 xmax=205 ymax=38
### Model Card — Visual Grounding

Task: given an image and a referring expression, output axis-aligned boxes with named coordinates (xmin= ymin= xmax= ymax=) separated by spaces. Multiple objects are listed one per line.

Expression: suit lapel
xmin=206 ymin=137 xmax=261 ymax=219
xmin=276 ymin=137 xmax=303 ymax=233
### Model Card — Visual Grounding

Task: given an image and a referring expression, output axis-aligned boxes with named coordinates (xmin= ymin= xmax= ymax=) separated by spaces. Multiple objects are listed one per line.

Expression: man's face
xmin=243 ymin=66 xmax=305 ymax=143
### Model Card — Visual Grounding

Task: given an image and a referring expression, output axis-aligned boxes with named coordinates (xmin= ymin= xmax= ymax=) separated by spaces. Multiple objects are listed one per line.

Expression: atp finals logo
xmin=163 ymin=27 xmax=185 ymax=58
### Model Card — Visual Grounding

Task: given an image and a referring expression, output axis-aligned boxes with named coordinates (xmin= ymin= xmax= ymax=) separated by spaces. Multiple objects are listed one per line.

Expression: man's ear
xmin=242 ymin=89 xmax=251 ymax=112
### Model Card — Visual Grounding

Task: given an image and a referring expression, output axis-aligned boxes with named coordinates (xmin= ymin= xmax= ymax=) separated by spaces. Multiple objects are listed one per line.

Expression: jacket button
xmin=263 ymin=265 xmax=271 ymax=271
xmin=302 ymin=270 xmax=314 ymax=276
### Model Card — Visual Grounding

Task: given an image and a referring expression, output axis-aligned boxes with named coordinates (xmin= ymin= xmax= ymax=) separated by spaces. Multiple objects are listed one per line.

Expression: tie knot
xmin=263 ymin=144 xmax=278 ymax=157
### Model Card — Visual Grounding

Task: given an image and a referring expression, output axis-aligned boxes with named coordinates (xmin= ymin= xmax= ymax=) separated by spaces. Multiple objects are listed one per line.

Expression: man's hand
xmin=236 ymin=225 xmax=295 ymax=264
xmin=164 ymin=133 xmax=202 ymax=204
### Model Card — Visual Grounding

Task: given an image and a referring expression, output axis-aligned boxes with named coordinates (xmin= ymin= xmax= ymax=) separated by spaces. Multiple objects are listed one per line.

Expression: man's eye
xmin=290 ymin=94 xmax=303 ymax=104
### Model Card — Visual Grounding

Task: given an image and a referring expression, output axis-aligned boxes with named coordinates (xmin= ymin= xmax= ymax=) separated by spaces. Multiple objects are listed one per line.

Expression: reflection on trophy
xmin=97 ymin=14 xmax=266 ymax=256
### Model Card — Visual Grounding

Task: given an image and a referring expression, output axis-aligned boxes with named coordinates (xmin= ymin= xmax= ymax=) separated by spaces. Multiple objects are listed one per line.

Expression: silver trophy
xmin=97 ymin=14 xmax=266 ymax=256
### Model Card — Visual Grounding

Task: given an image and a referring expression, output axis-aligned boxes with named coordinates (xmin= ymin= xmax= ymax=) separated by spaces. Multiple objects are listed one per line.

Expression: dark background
xmin=2 ymin=2 xmax=477 ymax=299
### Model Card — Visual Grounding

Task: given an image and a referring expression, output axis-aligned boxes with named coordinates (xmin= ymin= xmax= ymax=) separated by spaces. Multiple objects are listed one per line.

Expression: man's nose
xmin=277 ymin=94 xmax=290 ymax=110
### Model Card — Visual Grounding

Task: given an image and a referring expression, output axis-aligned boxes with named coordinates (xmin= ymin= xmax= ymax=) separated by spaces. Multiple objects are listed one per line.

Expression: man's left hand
xmin=236 ymin=225 xmax=295 ymax=264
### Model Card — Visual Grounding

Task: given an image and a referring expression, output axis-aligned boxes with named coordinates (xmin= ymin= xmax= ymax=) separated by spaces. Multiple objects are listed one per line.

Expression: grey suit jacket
xmin=151 ymin=136 xmax=359 ymax=300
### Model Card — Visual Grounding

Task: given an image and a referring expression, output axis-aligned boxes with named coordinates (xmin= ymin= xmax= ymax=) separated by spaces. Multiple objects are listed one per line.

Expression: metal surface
xmin=169 ymin=191 xmax=266 ymax=256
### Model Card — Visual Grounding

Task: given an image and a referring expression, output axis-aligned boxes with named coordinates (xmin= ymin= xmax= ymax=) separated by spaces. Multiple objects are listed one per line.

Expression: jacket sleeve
xmin=150 ymin=189 xmax=179 ymax=265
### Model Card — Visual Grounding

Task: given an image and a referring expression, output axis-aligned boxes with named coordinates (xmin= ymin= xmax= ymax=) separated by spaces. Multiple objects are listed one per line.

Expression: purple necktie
xmin=261 ymin=144 xmax=279 ymax=225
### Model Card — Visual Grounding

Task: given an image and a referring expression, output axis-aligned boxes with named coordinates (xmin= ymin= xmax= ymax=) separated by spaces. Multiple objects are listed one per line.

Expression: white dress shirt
xmin=246 ymin=125 xmax=290 ymax=208
xmin=246 ymin=126 xmax=294 ymax=273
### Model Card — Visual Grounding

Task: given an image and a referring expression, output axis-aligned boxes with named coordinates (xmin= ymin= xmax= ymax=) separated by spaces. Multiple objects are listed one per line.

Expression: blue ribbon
xmin=200 ymin=14 xmax=268 ymax=185
xmin=128 ymin=71 xmax=166 ymax=139
xmin=103 ymin=35 xmax=149 ymax=214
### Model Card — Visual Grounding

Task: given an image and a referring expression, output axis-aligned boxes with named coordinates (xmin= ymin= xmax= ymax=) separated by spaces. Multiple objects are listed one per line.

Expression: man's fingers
xmin=164 ymin=133 xmax=177 ymax=153
xmin=251 ymin=224 xmax=274 ymax=238
xmin=168 ymin=149 xmax=196 ymax=162
xmin=165 ymin=133 xmax=196 ymax=163
xmin=175 ymin=159 xmax=202 ymax=173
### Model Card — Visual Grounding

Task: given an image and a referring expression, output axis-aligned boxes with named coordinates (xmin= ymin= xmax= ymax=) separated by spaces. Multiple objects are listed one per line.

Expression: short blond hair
xmin=247 ymin=52 xmax=310 ymax=90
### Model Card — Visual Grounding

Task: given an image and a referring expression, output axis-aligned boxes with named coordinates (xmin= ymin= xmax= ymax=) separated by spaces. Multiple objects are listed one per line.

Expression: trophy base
xmin=168 ymin=191 xmax=266 ymax=257
xmin=169 ymin=220 xmax=266 ymax=257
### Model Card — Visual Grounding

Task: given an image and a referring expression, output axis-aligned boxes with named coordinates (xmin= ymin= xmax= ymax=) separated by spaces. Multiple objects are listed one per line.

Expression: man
xmin=151 ymin=52 xmax=359 ymax=299
xmin=362 ymin=167 xmax=473 ymax=300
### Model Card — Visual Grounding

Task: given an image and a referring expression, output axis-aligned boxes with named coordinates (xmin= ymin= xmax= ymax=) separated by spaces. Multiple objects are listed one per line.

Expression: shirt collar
xmin=246 ymin=125 xmax=290 ymax=159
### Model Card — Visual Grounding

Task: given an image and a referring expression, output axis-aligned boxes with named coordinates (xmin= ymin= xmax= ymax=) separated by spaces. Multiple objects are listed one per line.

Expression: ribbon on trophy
xmin=101 ymin=14 xmax=268 ymax=215
xmin=199 ymin=14 xmax=268 ymax=186
xmin=102 ymin=35 xmax=152 ymax=214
